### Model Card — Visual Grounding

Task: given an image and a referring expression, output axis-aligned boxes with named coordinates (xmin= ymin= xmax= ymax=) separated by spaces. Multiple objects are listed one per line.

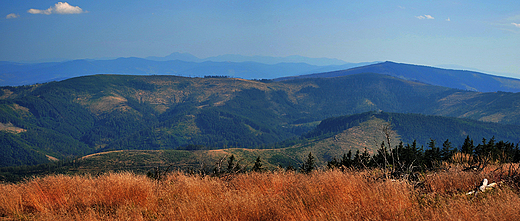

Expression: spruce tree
xmin=341 ymin=150 xmax=353 ymax=168
xmin=441 ymin=139 xmax=456 ymax=162
xmin=252 ymin=156 xmax=264 ymax=172
xmin=227 ymin=155 xmax=236 ymax=173
xmin=461 ymin=136 xmax=474 ymax=155
xmin=300 ymin=152 xmax=316 ymax=174
xmin=353 ymin=150 xmax=362 ymax=169
xmin=424 ymin=139 xmax=441 ymax=169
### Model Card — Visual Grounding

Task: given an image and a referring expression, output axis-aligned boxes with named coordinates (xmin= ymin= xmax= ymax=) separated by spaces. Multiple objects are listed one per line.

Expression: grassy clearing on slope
xmin=1 ymin=165 xmax=520 ymax=220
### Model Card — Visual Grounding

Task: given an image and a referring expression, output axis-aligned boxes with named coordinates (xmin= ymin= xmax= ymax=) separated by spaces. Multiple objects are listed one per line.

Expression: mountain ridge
xmin=0 ymin=57 xmax=371 ymax=86
xmin=5 ymin=55 xmax=519 ymax=93
xmin=4 ymin=111 xmax=520 ymax=180
xmin=2 ymin=73 xmax=520 ymax=167
xmin=276 ymin=61 xmax=520 ymax=92
xmin=146 ymin=52 xmax=351 ymax=66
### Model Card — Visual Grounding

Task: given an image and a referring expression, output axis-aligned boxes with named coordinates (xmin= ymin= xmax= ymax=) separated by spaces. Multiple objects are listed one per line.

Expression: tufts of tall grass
xmin=1 ymin=168 xmax=520 ymax=220
xmin=0 ymin=172 xmax=157 ymax=220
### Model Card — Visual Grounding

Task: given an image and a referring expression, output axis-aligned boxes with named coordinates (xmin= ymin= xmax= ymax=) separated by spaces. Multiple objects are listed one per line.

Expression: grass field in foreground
xmin=1 ymin=165 xmax=520 ymax=220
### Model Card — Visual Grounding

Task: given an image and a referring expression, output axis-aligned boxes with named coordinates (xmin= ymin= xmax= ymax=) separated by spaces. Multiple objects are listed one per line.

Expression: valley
xmin=1 ymin=68 xmax=520 ymax=178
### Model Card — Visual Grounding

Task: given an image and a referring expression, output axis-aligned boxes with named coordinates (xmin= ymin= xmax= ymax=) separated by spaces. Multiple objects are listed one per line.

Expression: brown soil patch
xmin=0 ymin=122 xmax=26 ymax=133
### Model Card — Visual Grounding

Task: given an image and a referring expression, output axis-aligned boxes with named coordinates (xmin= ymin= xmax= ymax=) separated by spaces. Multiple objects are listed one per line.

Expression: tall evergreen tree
xmin=341 ymin=150 xmax=353 ymax=168
xmin=461 ymin=136 xmax=474 ymax=155
xmin=441 ymin=139 xmax=456 ymax=162
xmin=424 ymin=139 xmax=441 ymax=169
xmin=252 ymin=156 xmax=264 ymax=172
xmin=353 ymin=150 xmax=362 ymax=169
xmin=227 ymin=155 xmax=237 ymax=173
xmin=361 ymin=148 xmax=371 ymax=168
xmin=300 ymin=152 xmax=316 ymax=174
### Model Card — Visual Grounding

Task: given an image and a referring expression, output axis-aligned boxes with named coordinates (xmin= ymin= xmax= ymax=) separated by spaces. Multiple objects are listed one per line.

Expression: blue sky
xmin=1 ymin=1 xmax=520 ymax=78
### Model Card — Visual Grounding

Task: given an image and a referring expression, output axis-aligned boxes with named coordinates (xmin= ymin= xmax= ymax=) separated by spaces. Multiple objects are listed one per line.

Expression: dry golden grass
xmin=1 ymin=168 xmax=519 ymax=220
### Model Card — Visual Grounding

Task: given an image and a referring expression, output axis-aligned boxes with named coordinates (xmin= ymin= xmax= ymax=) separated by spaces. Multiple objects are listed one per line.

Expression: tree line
xmin=327 ymin=136 xmax=520 ymax=174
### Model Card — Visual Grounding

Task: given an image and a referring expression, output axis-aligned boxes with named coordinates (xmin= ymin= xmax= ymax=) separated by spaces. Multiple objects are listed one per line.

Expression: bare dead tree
xmin=382 ymin=122 xmax=396 ymax=172
xmin=214 ymin=156 xmax=227 ymax=176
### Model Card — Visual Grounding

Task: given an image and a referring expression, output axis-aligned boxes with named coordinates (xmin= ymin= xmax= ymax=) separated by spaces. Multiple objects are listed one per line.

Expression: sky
xmin=1 ymin=0 xmax=520 ymax=78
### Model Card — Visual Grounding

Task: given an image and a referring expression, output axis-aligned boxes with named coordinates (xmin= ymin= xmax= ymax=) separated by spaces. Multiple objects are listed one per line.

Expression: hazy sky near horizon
xmin=2 ymin=1 xmax=520 ymax=77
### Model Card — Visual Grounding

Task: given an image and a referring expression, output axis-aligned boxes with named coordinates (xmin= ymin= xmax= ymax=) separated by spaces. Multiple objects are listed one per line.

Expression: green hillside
xmin=307 ymin=111 xmax=520 ymax=146
xmin=3 ymin=111 xmax=520 ymax=182
xmin=2 ymin=73 xmax=520 ymax=167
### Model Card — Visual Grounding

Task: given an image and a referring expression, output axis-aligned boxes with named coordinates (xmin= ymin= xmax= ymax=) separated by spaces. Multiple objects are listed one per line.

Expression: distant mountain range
xmin=146 ymin=52 xmax=351 ymax=66
xmin=2 ymin=54 xmax=520 ymax=93
xmin=0 ymin=55 xmax=373 ymax=87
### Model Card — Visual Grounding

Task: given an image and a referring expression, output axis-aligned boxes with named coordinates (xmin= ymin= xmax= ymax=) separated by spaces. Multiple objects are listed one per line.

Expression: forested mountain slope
xmin=1 ymin=73 xmax=520 ymax=167
xmin=5 ymin=111 xmax=519 ymax=180
xmin=306 ymin=111 xmax=520 ymax=148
